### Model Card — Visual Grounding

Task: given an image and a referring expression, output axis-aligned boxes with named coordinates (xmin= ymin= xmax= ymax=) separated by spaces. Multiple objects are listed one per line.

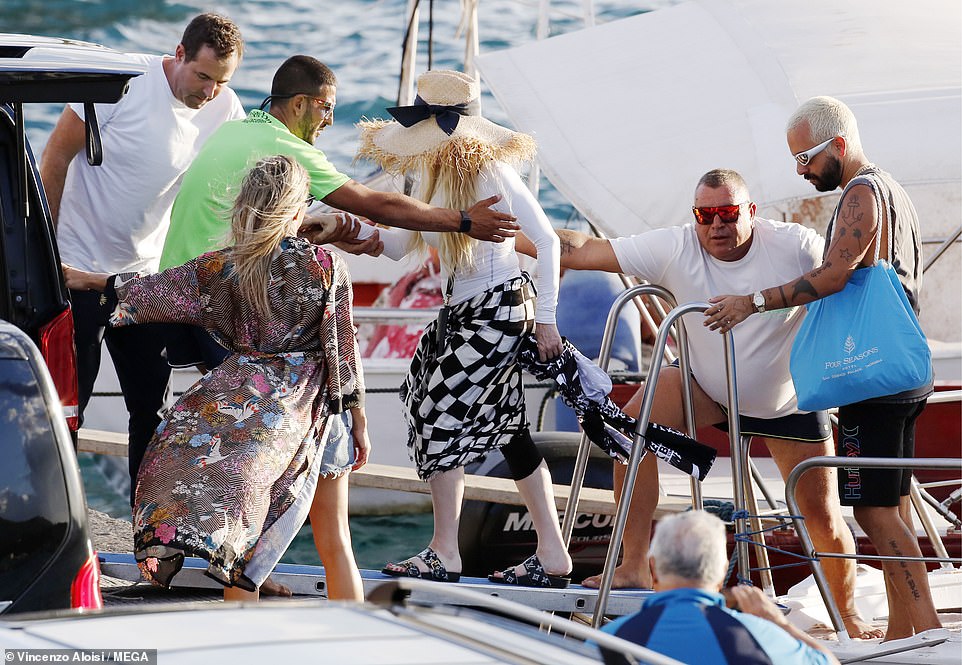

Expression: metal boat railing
xmin=563 ymin=291 xmax=765 ymax=627
xmin=784 ymin=455 xmax=962 ymax=638
xmin=559 ymin=284 xmax=686 ymax=553
xmin=922 ymin=223 xmax=962 ymax=272
xmin=827 ymin=389 xmax=962 ymax=565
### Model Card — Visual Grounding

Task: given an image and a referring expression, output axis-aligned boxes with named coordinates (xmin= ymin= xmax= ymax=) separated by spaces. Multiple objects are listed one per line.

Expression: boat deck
xmin=97 ymin=552 xmax=654 ymax=616
xmin=97 ymin=556 xmax=962 ymax=665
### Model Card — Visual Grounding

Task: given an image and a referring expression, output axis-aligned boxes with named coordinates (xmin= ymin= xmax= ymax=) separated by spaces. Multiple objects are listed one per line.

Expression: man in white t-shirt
xmin=40 ymin=13 xmax=246 ymax=503
xmin=520 ymin=168 xmax=879 ymax=640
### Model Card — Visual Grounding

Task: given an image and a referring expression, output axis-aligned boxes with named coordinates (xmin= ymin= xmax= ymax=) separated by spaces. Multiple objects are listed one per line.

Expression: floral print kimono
xmin=107 ymin=237 xmax=363 ymax=590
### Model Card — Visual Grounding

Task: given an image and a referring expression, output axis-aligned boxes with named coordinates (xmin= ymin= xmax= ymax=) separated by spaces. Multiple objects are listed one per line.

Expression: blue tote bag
xmin=789 ymin=262 xmax=932 ymax=411
xmin=789 ymin=178 xmax=932 ymax=412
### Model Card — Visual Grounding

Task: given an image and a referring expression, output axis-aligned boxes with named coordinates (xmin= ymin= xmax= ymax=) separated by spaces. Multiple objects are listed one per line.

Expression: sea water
xmin=1 ymin=0 xmax=652 ymax=567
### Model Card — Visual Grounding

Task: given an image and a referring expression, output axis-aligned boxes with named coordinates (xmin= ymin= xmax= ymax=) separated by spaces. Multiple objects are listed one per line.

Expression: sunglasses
xmin=692 ymin=202 xmax=747 ymax=225
xmin=302 ymin=95 xmax=336 ymax=120
xmin=793 ymin=136 xmax=836 ymax=166
xmin=259 ymin=93 xmax=335 ymax=120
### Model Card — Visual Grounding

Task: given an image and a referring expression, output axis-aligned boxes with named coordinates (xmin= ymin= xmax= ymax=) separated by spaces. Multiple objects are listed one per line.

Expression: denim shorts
xmin=319 ymin=412 xmax=354 ymax=477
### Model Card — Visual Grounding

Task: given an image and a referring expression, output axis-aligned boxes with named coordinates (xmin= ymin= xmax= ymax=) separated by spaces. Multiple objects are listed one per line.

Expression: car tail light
xmin=39 ymin=306 xmax=80 ymax=430
xmin=71 ymin=550 xmax=103 ymax=610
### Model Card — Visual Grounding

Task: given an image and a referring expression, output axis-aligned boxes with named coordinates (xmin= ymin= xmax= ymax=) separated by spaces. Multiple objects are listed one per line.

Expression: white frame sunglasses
xmin=793 ymin=136 xmax=837 ymax=166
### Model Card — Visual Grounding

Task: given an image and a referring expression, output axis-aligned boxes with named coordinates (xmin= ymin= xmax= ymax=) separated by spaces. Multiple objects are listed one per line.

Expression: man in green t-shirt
xmin=161 ymin=55 xmax=519 ymax=369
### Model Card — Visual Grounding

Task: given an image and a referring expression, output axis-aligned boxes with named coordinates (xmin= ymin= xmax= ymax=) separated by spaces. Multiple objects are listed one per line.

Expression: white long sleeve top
xmin=377 ymin=161 xmax=560 ymax=324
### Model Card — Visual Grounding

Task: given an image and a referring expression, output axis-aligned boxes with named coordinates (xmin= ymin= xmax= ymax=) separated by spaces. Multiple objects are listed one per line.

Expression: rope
xmin=701 ymin=498 xmax=735 ymax=523
xmin=702 ymin=503 xmax=817 ymax=583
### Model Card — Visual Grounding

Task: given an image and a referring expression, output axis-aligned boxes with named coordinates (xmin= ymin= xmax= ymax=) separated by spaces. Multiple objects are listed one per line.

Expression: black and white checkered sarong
xmin=400 ymin=274 xmax=535 ymax=480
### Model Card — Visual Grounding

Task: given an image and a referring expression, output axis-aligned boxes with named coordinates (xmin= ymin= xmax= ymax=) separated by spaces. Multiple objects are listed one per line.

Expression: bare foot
xmin=581 ymin=565 xmax=651 ymax=590
xmin=842 ymin=613 xmax=885 ymax=640
xmin=260 ymin=575 xmax=292 ymax=597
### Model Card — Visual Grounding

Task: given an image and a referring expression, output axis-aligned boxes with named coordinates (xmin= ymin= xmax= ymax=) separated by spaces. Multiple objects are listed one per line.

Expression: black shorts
xmin=667 ymin=360 xmax=832 ymax=443
xmin=836 ymin=400 xmax=926 ymax=507
xmin=713 ymin=408 xmax=832 ymax=443
xmin=164 ymin=323 xmax=230 ymax=370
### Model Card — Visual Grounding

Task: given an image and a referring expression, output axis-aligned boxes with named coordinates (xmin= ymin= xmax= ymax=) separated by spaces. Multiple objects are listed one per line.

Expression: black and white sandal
xmin=488 ymin=554 xmax=570 ymax=589
xmin=382 ymin=547 xmax=461 ymax=583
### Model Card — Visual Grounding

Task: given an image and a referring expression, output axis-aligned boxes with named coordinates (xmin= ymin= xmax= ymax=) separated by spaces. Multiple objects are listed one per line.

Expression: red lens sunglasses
xmin=692 ymin=202 xmax=747 ymax=225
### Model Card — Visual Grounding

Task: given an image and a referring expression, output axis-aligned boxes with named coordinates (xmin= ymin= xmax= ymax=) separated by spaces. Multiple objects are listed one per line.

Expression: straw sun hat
xmin=356 ymin=69 xmax=536 ymax=175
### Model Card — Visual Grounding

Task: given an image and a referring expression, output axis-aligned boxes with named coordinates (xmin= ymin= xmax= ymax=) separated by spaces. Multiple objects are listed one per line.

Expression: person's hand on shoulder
xmin=300 ymin=211 xmax=363 ymax=244
xmin=464 ymin=194 xmax=520 ymax=243
xmin=300 ymin=212 xmax=384 ymax=256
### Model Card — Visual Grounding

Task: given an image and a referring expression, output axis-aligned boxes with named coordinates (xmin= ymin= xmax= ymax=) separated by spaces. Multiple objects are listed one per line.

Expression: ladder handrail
xmin=590 ymin=300 xmax=748 ymax=626
xmin=560 ymin=284 xmax=679 ymax=546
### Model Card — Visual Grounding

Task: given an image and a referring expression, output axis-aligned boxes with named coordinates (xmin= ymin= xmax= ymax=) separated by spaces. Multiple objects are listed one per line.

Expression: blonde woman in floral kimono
xmin=64 ymin=155 xmax=369 ymax=601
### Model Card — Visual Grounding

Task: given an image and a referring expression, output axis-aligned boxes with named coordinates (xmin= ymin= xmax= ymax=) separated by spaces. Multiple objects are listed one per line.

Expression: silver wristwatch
xmin=752 ymin=291 xmax=766 ymax=313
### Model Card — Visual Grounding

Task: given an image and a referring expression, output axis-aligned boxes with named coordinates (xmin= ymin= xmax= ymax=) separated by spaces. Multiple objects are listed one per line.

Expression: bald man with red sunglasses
xmin=517 ymin=167 xmax=880 ymax=640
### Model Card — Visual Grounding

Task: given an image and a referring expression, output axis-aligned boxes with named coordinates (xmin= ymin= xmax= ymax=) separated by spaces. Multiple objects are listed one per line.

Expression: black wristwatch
xmin=458 ymin=209 xmax=472 ymax=233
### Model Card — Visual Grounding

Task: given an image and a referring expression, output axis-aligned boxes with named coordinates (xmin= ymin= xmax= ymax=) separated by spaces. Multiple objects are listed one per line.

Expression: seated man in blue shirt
xmin=601 ymin=511 xmax=838 ymax=665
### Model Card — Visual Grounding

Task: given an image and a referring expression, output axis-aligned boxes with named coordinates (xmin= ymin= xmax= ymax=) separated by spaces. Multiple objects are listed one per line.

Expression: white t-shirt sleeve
xmin=798 ymin=225 xmax=825 ymax=272
xmin=226 ymin=90 xmax=245 ymax=120
xmin=609 ymin=226 xmax=686 ymax=284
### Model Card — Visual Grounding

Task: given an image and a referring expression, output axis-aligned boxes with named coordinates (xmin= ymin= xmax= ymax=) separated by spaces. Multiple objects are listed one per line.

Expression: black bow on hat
xmin=386 ymin=95 xmax=481 ymax=135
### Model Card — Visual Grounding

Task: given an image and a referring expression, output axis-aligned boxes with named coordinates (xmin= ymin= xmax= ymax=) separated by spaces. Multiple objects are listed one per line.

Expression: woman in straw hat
xmin=356 ymin=69 xmax=572 ymax=588
xmin=64 ymin=155 xmax=370 ymax=601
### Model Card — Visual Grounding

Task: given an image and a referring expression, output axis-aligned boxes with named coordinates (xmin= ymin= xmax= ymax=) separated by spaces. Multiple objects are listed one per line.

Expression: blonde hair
xmin=786 ymin=96 xmax=862 ymax=152
xmin=229 ymin=155 xmax=309 ymax=316
xmin=408 ymin=159 xmax=479 ymax=273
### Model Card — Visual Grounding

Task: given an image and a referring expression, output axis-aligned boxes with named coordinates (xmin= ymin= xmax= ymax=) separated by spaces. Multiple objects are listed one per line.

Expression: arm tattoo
xmin=810 ymin=262 xmax=831 ymax=279
xmin=559 ymin=237 xmax=576 ymax=257
xmin=778 ymin=285 xmax=789 ymax=308
xmin=791 ymin=278 xmax=819 ymax=302
xmin=852 ymin=227 xmax=864 ymax=249
xmin=841 ymin=194 xmax=864 ymax=227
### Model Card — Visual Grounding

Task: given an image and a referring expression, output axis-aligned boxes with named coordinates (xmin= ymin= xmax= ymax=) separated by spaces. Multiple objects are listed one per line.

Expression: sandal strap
xmin=498 ymin=554 xmax=547 ymax=586
xmin=416 ymin=547 xmax=451 ymax=581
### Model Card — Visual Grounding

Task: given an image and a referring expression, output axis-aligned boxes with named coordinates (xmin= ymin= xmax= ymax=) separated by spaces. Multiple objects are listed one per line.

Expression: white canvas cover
xmin=477 ymin=0 xmax=962 ymax=236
